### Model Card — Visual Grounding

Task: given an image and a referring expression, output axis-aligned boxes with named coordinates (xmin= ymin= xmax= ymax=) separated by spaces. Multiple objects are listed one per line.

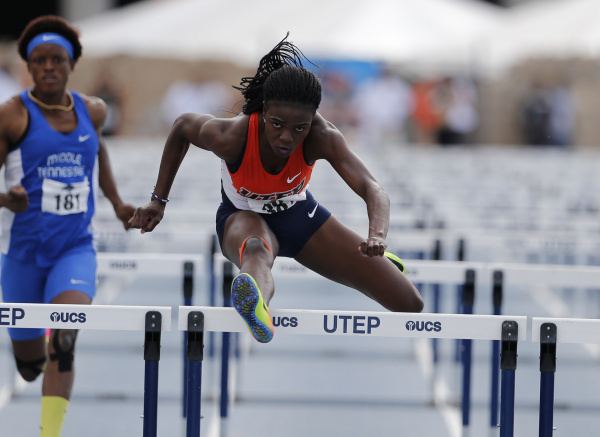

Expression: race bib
xmin=41 ymin=178 xmax=89 ymax=215
xmin=248 ymin=198 xmax=297 ymax=214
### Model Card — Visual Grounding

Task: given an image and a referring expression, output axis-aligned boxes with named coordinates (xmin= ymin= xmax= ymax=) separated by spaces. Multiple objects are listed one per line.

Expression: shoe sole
xmin=232 ymin=274 xmax=273 ymax=343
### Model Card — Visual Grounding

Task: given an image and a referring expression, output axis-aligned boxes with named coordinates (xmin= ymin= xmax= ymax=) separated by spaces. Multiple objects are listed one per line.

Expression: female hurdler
xmin=130 ymin=35 xmax=423 ymax=343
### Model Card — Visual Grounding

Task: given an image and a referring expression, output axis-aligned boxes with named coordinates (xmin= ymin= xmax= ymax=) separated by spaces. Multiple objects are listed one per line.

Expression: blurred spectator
xmin=318 ymin=70 xmax=355 ymax=132
xmin=0 ymin=62 xmax=22 ymax=104
xmin=521 ymin=80 xmax=575 ymax=147
xmin=351 ymin=67 xmax=414 ymax=153
xmin=432 ymin=76 xmax=479 ymax=146
xmin=410 ymin=78 xmax=441 ymax=144
xmin=161 ymin=79 xmax=231 ymax=128
xmin=521 ymin=81 xmax=551 ymax=145
xmin=547 ymin=82 xmax=575 ymax=147
xmin=92 ymin=69 xmax=125 ymax=136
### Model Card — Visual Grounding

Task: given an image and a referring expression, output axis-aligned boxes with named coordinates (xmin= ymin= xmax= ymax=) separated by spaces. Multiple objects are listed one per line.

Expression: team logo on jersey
xmin=239 ymin=177 xmax=306 ymax=201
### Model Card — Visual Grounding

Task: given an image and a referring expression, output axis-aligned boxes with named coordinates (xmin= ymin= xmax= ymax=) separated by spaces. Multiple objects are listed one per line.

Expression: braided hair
xmin=234 ymin=33 xmax=321 ymax=115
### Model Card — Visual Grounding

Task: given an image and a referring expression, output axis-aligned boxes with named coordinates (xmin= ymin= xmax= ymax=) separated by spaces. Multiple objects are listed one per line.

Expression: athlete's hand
xmin=358 ymin=236 xmax=387 ymax=257
xmin=114 ymin=203 xmax=137 ymax=230
xmin=128 ymin=200 xmax=165 ymax=234
xmin=4 ymin=185 xmax=29 ymax=213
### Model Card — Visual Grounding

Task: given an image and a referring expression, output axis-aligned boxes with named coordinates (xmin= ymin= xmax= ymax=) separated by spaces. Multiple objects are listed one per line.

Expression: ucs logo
xmin=272 ymin=316 xmax=298 ymax=328
xmin=50 ymin=312 xmax=87 ymax=323
xmin=406 ymin=320 xmax=442 ymax=332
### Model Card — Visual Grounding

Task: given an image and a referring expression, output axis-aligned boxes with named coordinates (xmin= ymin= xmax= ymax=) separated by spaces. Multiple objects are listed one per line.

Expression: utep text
xmin=323 ymin=315 xmax=380 ymax=334
xmin=0 ymin=307 xmax=25 ymax=326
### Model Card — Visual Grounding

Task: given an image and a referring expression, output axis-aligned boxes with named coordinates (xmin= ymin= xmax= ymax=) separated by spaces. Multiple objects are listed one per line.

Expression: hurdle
xmin=209 ymin=255 xmax=495 ymax=432
xmin=96 ymin=251 xmax=206 ymax=422
xmin=531 ymin=317 xmax=600 ymax=436
xmin=0 ymin=302 xmax=171 ymax=437
xmin=178 ymin=305 xmax=526 ymax=437
xmin=482 ymin=262 xmax=600 ymax=431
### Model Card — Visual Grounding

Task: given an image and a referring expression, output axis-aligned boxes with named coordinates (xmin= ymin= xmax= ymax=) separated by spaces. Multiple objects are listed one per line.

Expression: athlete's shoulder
xmin=304 ymin=112 xmax=346 ymax=161
xmin=201 ymin=113 xmax=248 ymax=137
xmin=200 ymin=113 xmax=250 ymax=160
xmin=0 ymin=95 xmax=28 ymax=143
xmin=77 ymin=92 xmax=107 ymax=129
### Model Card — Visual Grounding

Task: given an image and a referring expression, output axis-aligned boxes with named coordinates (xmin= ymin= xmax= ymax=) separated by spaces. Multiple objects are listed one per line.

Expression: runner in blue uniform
xmin=0 ymin=15 xmax=135 ymax=437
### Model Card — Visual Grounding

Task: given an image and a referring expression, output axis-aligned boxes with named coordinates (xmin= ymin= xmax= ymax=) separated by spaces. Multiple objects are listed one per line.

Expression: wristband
xmin=151 ymin=191 xmax=169 ymax=203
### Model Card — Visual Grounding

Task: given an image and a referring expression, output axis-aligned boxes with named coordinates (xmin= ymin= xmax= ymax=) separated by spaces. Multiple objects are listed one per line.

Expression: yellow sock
xmin=40 ymin=396 xmax=69 ymax=437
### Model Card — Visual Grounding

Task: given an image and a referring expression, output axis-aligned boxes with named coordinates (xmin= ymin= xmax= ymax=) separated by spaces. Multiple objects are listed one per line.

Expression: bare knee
xmin=403 ymin=291 xmax=425 ymax=313
xmin=385 ymin=284 xmax=425 ymax=313
xmin=241 ymin=236 xmax=272 ymax=264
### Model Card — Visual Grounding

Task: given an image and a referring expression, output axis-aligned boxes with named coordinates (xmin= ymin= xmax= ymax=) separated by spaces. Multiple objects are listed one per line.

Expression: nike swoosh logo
xmin=308 ymin=203 xmax=318 ymax=218
xmin=70 ymin=279 xmax=89 ymax=285
xmin=42 ymin=35 xmax=59 ymax=41
xmin=78 ymin=134 xmax=91 ymax=142
xmin=287 ymin=172 xmax=301 ymax=184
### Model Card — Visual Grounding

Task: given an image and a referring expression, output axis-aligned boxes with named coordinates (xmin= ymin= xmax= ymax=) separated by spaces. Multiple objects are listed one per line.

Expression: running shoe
xmin=384 ymin=252 xmax=406 ymax=273
xmin=231 ymin=273 xmax=274 ymax=343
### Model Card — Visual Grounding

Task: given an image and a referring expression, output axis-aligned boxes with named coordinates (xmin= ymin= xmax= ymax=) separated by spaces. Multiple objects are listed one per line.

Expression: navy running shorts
xmin=216 ymin=188 xmax=331 ymax=258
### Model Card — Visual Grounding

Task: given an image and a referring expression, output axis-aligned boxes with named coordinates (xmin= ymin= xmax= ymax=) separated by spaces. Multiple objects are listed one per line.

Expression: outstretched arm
xmin=308 ymin=116 xmax=390 ymax=257
xmin=128 ymin=113 xmax=216 ymax=233
xmin=87 ymin=96 xmax=136 ymax=229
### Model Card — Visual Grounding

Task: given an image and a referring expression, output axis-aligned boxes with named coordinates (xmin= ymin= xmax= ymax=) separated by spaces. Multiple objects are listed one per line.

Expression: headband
xmin=27 ymin=32 xmax=74 ymax=60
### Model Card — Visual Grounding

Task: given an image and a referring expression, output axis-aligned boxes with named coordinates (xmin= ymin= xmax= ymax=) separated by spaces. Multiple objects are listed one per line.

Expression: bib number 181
xmin=41 ymin=178 xmax=89 ymax=215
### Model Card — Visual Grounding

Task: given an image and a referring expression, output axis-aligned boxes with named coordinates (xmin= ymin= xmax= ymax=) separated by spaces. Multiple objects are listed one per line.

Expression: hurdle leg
xmin=461 ymin=269 xmax=476 ymax=432
xmin=539 ymin=323 xmax=557 ymax=437
xmin=208 ymin=235 xmax=218 ymax=358
xmin=431 ymin=239 xmax=442 ymax=390
xmin=219 ymin=261 xmax=235 ymax=436
xmin=183 ymin=261 xmax=195 ymax=420
xmin=490 ymin=270 xmax=504 ymax=430
xmin=186 ymin=311 xmax=205 ymax=437
xmin=499 ymin=320 xmax=519 ymax=437
xmin=143 ymin=311 xmax=162 ymax=437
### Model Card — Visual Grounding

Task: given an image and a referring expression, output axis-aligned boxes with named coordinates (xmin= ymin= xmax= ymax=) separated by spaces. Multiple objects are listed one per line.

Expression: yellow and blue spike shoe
xmin=231 ymin=273 xmax=274 ymax=343
xmin=384 ymin=252 xmax=406 ymax=273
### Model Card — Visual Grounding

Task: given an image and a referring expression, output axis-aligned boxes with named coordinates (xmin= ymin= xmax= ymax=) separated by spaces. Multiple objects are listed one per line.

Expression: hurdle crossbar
xmin=180 ymin=307 xmax=526 ymax=437
xmin=493 ymin=263 xmax=600 ymax=289
xmin=0 ymin=303 xmax=172 ymax=331
xmin=532 ymin=317 xmax=600 ymax=344
xmin=178 ymin=306 xmax=526 ymax=340
xmin=97 ymin=252 xmax=204 ymax=278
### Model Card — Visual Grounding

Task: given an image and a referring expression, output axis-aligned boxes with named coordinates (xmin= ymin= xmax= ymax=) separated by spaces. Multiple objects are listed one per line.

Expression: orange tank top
xmin=221 ymin=112 xmax=314 ymax=214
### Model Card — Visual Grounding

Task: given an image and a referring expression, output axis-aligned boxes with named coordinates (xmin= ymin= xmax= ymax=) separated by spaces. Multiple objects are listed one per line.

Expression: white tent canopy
xmin=484 ymin=0 xmax=600 ymax=74
xmin=75 ymin=0 xmax=503 ymax=72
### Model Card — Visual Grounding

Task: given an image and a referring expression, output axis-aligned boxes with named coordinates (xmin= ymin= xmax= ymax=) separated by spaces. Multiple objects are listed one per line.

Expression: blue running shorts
xmin=216 ymin=188 xmax=331 ymax=258
xmin=1 ymin=243 xmax=97 ymax=341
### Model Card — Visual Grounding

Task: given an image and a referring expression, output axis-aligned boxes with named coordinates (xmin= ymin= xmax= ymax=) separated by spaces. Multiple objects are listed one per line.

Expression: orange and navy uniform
xmin=221 ymin=112 xmax=314 ymax=214
xmin=216 ymin=112 xmax=331 ymax=258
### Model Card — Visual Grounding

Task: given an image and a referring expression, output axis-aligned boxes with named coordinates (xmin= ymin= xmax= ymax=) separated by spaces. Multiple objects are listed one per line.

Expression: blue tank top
xmin=1 ymin=89 xmax=99 ymax=267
